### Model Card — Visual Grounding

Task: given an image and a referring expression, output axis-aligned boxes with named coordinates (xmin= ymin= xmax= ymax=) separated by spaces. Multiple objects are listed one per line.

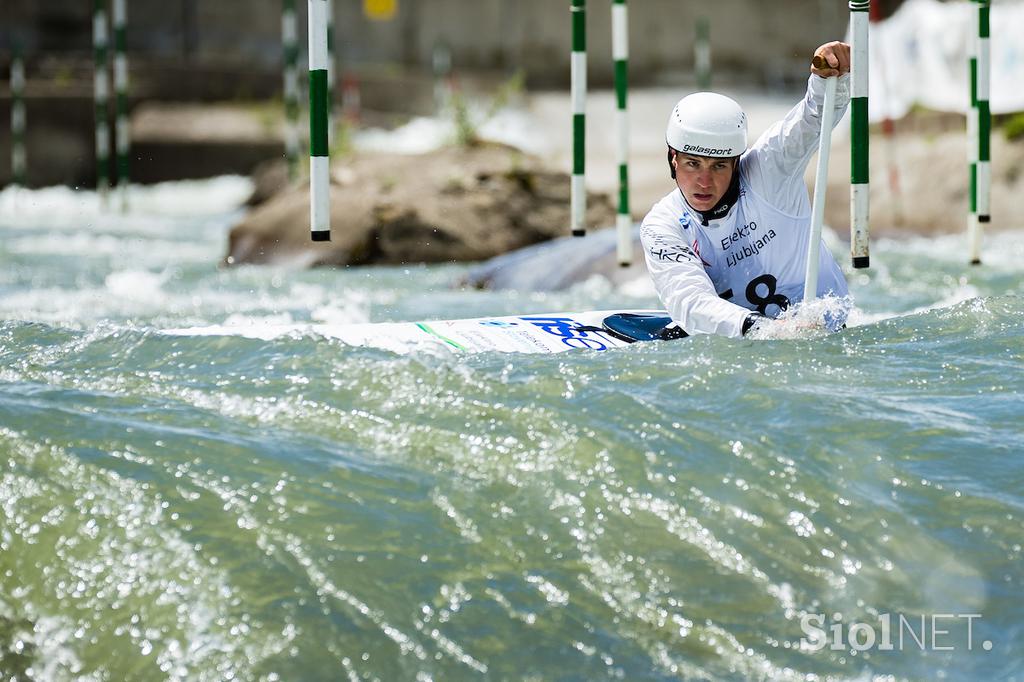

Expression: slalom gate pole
xmin=805 ymin=64 xmax=839 ymax=302
xmin=113 ymin=0 xmax=130 ymax=211
xmin=695 ymin=17 xmax=711 ymax=91
xmin=849 ymin=0 xmax=870 ymax=269
xmin=968 ymin=0 xmax=991 ymax=265
xmin=870 ymin=0 xmax=903 ymax=225
xmin=93 ymin=0 xmax=111 ymax=203
xmin=283 ymin=0 xmax=301 ymax=182
xmin=432 ymin=41 xmax=452 ymax=114
xmin=327 ymin=0 xmax=336 ymax=148
xmin=309 ymin=0 xmax=331 ymax=242
xmin=11 ymin=46 xmax=26 ymax=188
xmin=612 ymin=0 xmax=631 ymax=266
xmin=571 ymin=0 xmax=587 ymax=237
xmin=342 ymin=73 xmax=361 ymax=124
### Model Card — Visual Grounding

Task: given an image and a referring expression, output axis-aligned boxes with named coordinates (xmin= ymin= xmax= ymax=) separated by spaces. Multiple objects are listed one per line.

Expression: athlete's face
xmin=673 ymin=153 xmax=737 ymax=211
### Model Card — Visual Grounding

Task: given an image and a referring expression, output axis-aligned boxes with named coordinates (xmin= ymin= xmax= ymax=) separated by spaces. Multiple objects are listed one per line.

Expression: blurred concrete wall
xmin=3 ymin=0 xmax=858 ymax=86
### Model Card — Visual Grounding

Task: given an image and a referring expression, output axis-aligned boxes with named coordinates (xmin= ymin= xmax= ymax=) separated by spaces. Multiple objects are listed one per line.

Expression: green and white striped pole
xmin=113 ymin=0 xmax=130 ymax=210
xmin=695 ymin=17 xmax=711 ymax=91
xmin=309 ymin=0 xmax=331 ymax=242
xmin=93 ymin=0 xmax=110 ymax=203
xmin=283 ymin=0 xmax=301 ymax=182
xmin=326 ymin=0 xmax=336 ymax=148
xmin=968 ymin=0 xmax=991 ymax=265
xmin=571 ymin=0 xmax=586 ymax=237
xmin=432 ymin=41 xmax=452 ymax=114
xmin=612 ymin=0 xmax=631 ymax=265
xmin=10 ymin=47 xmax=26 ymax=188
xmin=849 ymin=0 xmax=870 ymax=269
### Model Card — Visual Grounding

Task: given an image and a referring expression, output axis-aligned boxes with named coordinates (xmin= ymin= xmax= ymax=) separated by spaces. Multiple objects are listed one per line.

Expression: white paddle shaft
xmin=804 ymin=75 xmax=838 ymax=302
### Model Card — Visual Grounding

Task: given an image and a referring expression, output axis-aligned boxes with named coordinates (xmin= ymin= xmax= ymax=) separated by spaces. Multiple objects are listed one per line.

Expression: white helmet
xmin=666 ymin=92 xmax=748 ymax=158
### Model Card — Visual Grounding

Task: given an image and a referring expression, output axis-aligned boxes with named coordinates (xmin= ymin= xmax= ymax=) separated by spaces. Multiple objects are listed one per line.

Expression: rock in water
xmin=224 ymin=144 xmax=616 ymax=267
xmin=461 ymin=227 xmax=649 ymax=292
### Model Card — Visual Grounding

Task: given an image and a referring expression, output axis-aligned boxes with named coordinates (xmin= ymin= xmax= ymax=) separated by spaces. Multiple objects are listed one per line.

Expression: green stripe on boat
xmin=416 ymin=323 xmax=467 ymax=351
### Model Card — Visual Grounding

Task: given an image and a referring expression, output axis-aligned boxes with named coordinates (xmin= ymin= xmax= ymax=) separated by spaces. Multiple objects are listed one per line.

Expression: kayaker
xmin=640 ymin=41 xmax=852 ymax=338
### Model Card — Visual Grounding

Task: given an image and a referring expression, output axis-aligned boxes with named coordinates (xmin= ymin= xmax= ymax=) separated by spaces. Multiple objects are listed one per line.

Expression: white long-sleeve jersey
xmin=640 ymin=74 xmax=851 ymax=338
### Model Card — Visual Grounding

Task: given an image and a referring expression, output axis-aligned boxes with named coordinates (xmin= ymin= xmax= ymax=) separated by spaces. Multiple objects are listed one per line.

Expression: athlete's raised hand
xmin=810 ymin=41 xmax=851 ymax=78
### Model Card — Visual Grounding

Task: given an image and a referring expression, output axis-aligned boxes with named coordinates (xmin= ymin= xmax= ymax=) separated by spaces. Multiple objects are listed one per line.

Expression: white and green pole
xmin=432 ymin=41 xmax=452 ymax=114
xmin=11 ymin=46 xmax=26 ymax=188
xmin=612 ymin=0 xmax=631 ymax=265
xmin=695 ymin=17 xmax=711 ymax=91
xmin=93 ymin=0 xmax=111 ymax=202
xmin=283 ymin=0 xmax=301 ymax=182
xmin=113 ymin=0 xmax=130 ymax=210
xmin=849 ymin=0 xmax=870 ymax=269
xmin=571 ymin=0 xmax=587 ymax=237
xmin=309 ymin=0 xmax=331 ymax=242
xmin=326 ymin=0 xmax=336 ymax=148
xmin=968 ymin=0 xmax=991 ymax=265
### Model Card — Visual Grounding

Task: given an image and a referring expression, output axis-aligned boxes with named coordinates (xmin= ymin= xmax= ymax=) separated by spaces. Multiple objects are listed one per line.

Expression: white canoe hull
xmin=164 ymin=310 xmax=669 ymax=354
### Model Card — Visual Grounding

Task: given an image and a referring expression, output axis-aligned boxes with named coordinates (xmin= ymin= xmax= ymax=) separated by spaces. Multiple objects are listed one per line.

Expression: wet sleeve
xmin=743 ymin=74 xmax=851 ymax=216
xmin=640 ymin=218 xmax=751 ymax=338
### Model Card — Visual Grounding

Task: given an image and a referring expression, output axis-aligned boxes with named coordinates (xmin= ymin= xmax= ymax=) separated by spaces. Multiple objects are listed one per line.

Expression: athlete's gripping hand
xmin=810 ymin=41 xmax=851 ymax=78
xmin=742 ymin=313 xmax=828 ymax=340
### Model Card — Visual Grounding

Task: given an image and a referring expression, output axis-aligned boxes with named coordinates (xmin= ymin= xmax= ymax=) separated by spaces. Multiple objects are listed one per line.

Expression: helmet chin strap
xmin=673 ymin=155 xmax=741 ymax=226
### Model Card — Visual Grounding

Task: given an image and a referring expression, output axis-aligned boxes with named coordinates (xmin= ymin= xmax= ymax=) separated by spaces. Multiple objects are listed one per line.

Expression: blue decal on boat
xmin=520 ymin=316 xmax=609 ymax=351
